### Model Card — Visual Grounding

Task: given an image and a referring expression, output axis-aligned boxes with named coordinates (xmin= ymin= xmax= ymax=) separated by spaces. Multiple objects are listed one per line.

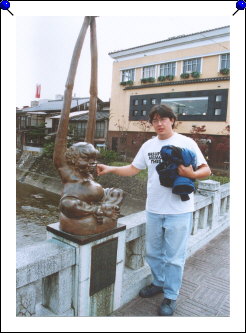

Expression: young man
xmin=97 ymin=104 xmax=211 ymax=316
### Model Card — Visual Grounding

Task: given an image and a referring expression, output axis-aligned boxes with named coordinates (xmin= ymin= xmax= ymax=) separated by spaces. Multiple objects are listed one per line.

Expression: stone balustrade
xmin=16 ymin=180 xmax=230 ymax=316
xmin=16 ymin=238 xmax=76 ymax=316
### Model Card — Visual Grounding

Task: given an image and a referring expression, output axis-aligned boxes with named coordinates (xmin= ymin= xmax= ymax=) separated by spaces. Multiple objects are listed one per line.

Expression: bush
xmin=98 ymin=149 xmax=121 ymax=164
xmin=195 ymin=174 xmax=229 ymax=188
xmin=207 ymin=175 xmax=229 ymax=184
xmin=43 ymin=142 xmax=55 ymax=158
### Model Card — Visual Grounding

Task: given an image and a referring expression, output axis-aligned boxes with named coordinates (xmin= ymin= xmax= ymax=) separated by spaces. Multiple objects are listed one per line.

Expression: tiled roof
xmin=50 ymin=111 xmax=89 ymax=119
xmin=109 ymin=25 xmax=230 ymax=55
xmin=22 ymin=98 xmax=90 ymax=112
xmin=70 ymin=111 xmax=109 ymax=121
xmin=16 ymin=110 xmax=28 ymax=114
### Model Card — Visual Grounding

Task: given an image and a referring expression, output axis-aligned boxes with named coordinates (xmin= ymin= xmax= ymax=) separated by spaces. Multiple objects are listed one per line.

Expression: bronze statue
xmin=53 ymin=17 xmax=123 ymax=235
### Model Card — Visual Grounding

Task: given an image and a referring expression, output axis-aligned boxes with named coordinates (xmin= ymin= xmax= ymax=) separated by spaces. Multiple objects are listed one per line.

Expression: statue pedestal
xmin=46 ymin=222 xmax=126 ymax=316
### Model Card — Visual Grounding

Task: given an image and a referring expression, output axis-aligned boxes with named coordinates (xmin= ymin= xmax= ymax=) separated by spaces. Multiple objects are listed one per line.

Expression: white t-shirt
xmin=132 ymin=133 xmax=207 ymax=214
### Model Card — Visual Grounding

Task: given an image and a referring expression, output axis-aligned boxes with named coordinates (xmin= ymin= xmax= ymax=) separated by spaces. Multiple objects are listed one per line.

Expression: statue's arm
xmin=60 ymin=196 xmax=99 ymax=217
xmin=60 ymin=196 xmax=120 ymax=221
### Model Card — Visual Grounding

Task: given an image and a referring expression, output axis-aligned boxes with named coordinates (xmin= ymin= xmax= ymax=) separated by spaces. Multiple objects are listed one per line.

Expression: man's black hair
xmin=149 ymin=104 xmax=177 ymax=129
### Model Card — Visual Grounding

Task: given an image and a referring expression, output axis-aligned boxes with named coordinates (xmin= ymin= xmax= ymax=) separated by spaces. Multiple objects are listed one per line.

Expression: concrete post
xmin=199 ymin=206 xmax=209 ymax=229
xmin=197 ymin=180 xmax=221 ymax=229
xmin=220 ymin=197 xmax=228 ymax=215
xmin=125 ymin=235 xmax=145 ymax=269
xmin=42 ymin=266 xmax=74 ymax=315
xmin=46 ymin=222 xmax=126 ymax=316
xmin=191 ymin=210 xmax=200 ymax=235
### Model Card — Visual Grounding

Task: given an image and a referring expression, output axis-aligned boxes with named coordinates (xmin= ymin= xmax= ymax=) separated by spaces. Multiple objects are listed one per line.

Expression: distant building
xmin=16 ymin=96 xmax=109 ymax=149
xmin=108 ymin=26 xmax=230 ymax=167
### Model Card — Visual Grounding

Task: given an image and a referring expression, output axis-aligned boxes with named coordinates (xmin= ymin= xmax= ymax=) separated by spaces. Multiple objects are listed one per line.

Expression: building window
xmin=27 ymin=116 xmax=31 ymax=127
xmin=220 ymin=54 xmax=230 ymax=69
xmin=16 ymin=117 xmax=20 ymax=129
xmin=183 ymin=58 xmax=201 ymax=73
xmin=214 ymin=109 xmax=222 ymax=116
xmin=161 ymin=97 xmax=208 ymax=116
xmin=30 ymin=115 xmax=44 ymax=127
xmin=151 ymin=98 xmax=157 ymax=105
xmin=95 ymin=121 xmax=105 ymax=138
xmin=72 ymin=122 xmax=87 ymax=137
xmin=129 ymin=89 xmax=228 ymax=121
xmin=121 ymin=69 xmax=135 ymax=82
xmin=142 ymin=99 xmax=147 ymax=105
xmin=120 ymin=137 xmax=127 ymax=144
xmin=81 ymin=122 xmax=87 ymax=136
xmin=20 ymin=116 xmax=26 ymax=128
xmin=142 ymin=65 xmax=155 ymax=78
xmin=160 ymin=62 xmax=176 ymax=76
xmin=133 ymin=99 xmax=138 ymax=106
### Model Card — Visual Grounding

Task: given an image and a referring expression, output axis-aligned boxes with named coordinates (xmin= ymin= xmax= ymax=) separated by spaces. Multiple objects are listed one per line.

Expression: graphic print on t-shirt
xmin=148 ymin=152 xmax=162 ymax=164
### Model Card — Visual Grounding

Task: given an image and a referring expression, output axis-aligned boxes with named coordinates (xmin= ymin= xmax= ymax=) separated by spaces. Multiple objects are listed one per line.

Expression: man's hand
xmin=97 ymin=164 xmax=113 ymax=176
xmin=97 ymin=163 xmax=141 ymax=177
xmin=177 ymin=164 xmax=195 ymax=179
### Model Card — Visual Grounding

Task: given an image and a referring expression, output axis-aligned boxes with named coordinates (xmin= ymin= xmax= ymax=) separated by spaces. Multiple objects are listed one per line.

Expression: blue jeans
xmin=145 ymin=211 xmax=192 ymax=300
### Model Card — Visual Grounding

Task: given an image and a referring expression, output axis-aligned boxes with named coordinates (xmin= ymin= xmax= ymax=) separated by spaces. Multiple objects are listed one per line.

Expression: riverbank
xmin=16 ymin=154 xmax=147 ymax=209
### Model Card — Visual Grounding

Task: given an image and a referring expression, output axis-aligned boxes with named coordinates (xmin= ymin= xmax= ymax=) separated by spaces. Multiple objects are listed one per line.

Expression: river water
xmin=16 ymin=181 xmax=145 ymax=248
xmin=16 ymin=181 xmax=60 ymax=248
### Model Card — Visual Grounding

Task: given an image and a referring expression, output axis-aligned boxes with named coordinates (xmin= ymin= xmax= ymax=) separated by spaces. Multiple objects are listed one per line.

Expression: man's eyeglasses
xmin=152 ymin=118 xmax=169 ymax=125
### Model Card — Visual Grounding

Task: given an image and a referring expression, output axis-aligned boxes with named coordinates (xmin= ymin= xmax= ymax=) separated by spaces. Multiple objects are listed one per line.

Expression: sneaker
xmin=139 ymin=283 xmax=163 ymax=298
xmin=159 ymin=298 xmax=176 ymax=316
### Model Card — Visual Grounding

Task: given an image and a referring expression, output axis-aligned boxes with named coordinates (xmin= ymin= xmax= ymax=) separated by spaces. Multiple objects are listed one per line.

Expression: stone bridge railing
xmin=16 ymin=180 xmax=230 ymax=316
xmin=16 ymin=238 xmax=76 ymax=316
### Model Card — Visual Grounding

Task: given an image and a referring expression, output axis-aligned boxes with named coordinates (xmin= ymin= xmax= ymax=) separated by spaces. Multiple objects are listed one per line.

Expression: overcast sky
xmin=16 ymin=15 xmax=231 ymax=107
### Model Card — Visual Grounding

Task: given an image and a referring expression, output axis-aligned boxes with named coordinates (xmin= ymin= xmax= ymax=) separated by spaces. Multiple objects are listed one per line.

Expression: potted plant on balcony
xmin=158 ymin=76 xmax=166 ymax=81
xmin=120 ymin=80 xmax=134 ymax=86
xmin=165 ymin=75 xmax=174 ymax=81
xmin=220 ymin=68 xmax=230 ymax=75
xmin=180 ymin=73 xmax=190 ymax=79
xmin=147 ymin=77 xmax=155 ymax=83
xmin=191 ymin=71 xmax=200 ymax=78
xmin=141 ymin=77 xmax=155 ymax=83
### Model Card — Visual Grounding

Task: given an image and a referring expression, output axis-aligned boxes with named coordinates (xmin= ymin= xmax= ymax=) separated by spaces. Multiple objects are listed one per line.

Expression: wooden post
xmin=53 ymin=17 xmax=91 ymax=168
xmin=85 ymin=17 xmax=98 ymax=144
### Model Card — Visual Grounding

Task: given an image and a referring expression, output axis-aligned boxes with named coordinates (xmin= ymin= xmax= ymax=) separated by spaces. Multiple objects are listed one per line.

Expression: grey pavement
xmin=111 ymin=227 xmax=230 ymax=317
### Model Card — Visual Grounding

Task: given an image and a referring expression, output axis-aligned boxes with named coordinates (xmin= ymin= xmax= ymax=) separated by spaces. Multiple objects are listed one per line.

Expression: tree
xmin=131 ymin=120 xmax=152 ymax=146
xmin=114 ymin=115 xmax=131 ymax=154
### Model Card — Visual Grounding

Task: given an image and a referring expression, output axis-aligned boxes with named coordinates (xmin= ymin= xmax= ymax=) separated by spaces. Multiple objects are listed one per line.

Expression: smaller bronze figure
xmin=56 ymin=142 xmax=123 ymax=235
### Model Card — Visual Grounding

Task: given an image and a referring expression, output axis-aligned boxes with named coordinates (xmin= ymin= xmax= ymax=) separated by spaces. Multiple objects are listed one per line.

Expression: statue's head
xmin=65 ymin=142 xmax=100 ymax=176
